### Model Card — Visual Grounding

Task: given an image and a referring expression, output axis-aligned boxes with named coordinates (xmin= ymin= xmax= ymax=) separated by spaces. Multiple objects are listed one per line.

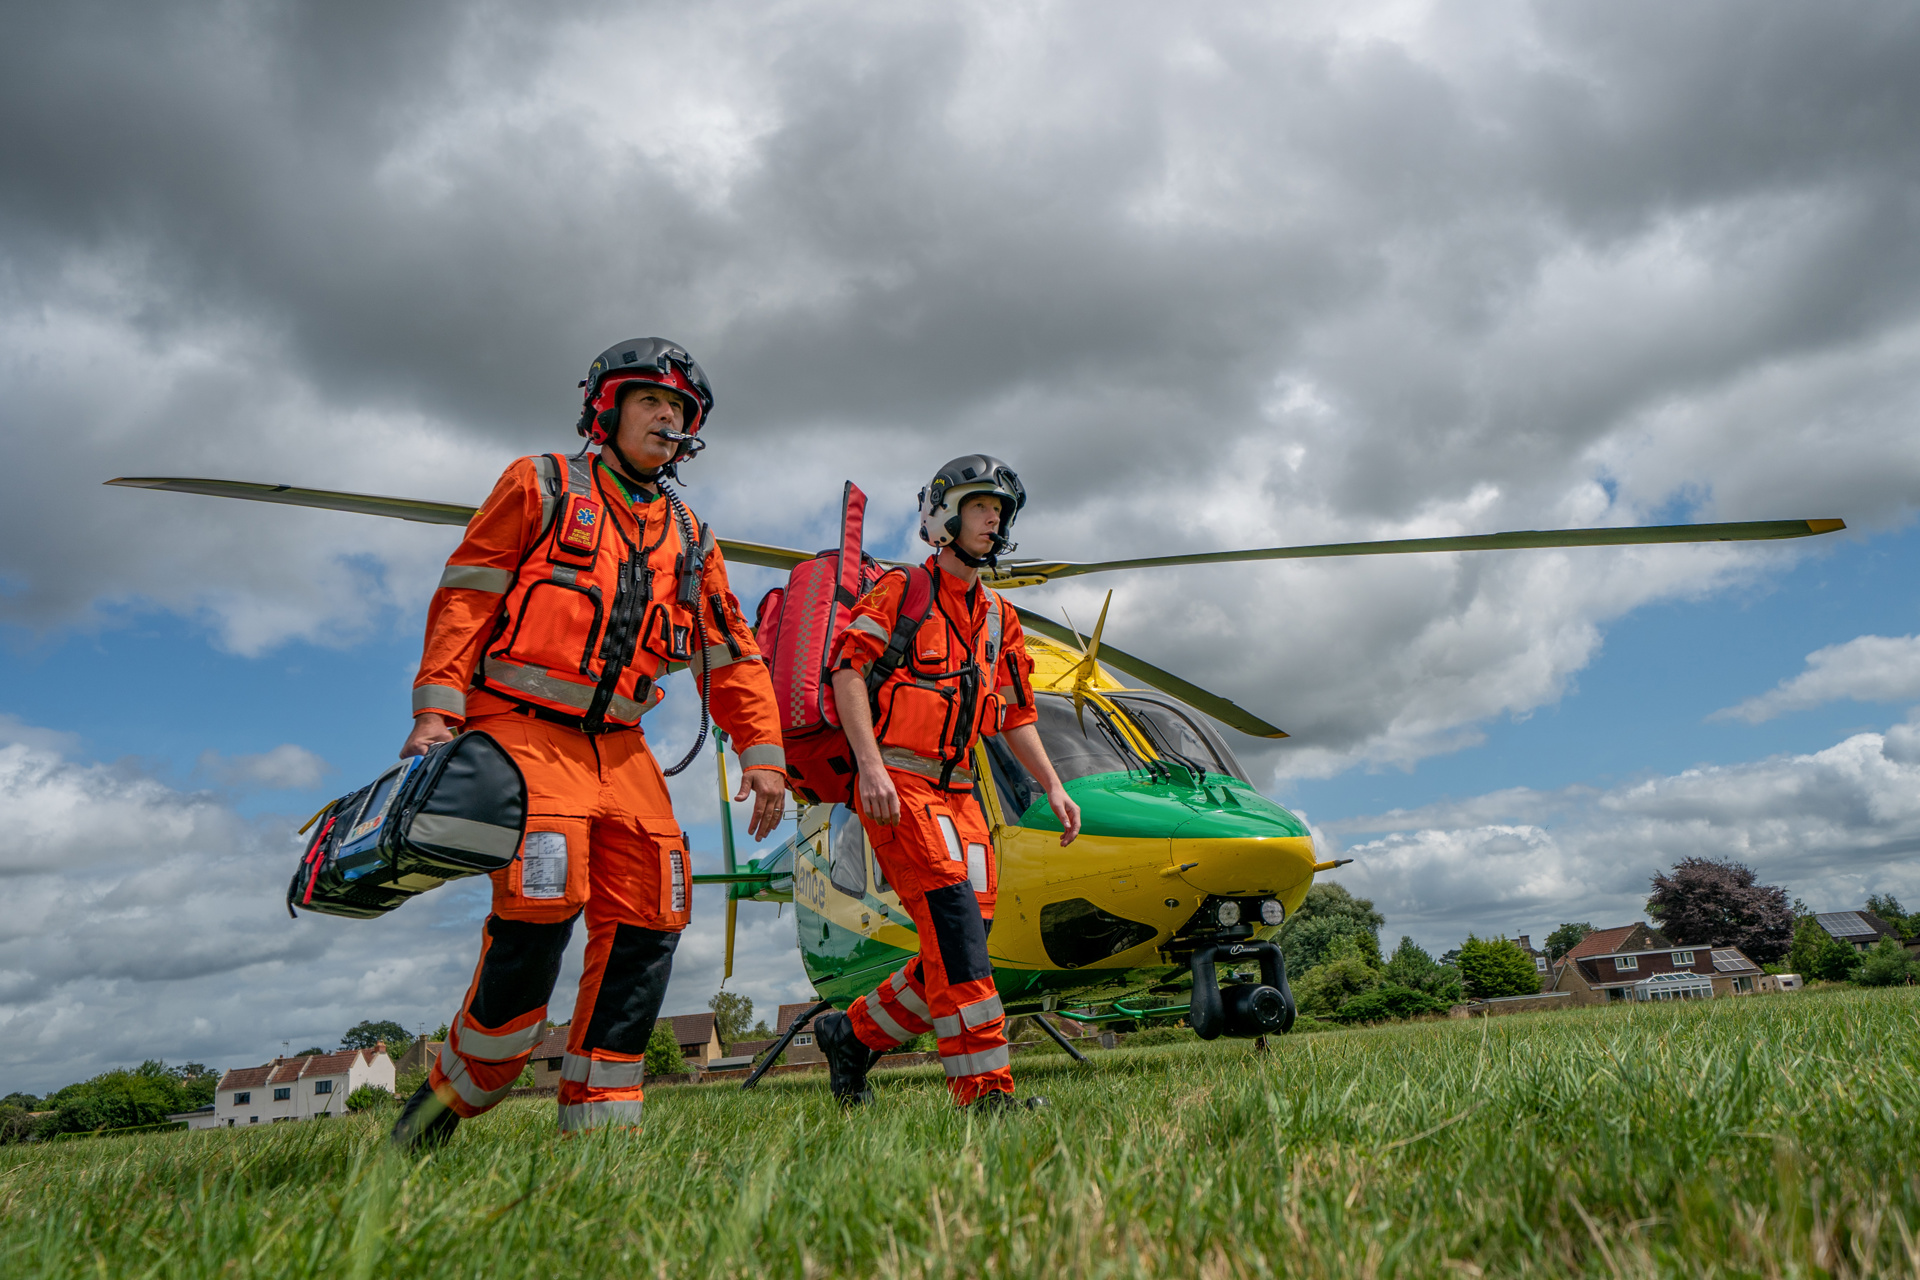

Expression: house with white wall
xmin=212 ymin=1046 xmax=396 ymax=1127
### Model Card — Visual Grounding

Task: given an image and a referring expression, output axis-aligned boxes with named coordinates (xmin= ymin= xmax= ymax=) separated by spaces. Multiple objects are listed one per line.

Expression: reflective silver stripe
xmin=933 ymin=1013 xmax=961 ymax=1039
xmin=960 ymin=993 xmax=1005 ymax=1031
xmin=738 ymin=743 xmax=786 ymax=772
xmin=984 ymin=595 xmax=1003 ymax=664
xmin=557 ymin=1099 xmax=645 ymax=1132
xmin=455 ymin=1015 xmax=547 ymax=1061
xmin=689 ymin=643 xmax=756 ymax=677
xmin=893 ymin=979 xmax=930 ymax=1021
xmin=565 ymin=453 xmax=593 ymax=496
xmin=552 ymin=566 xmax=580 ymax=585
xmin=407 ymin=813 xmax=520 ymax=860
xmin=438 ymin=563 xmax=513 ymax=593
xmin=437 ymin=1041 xmax=513 ymax=1109
xmin=864 ymin=999 xmax=913 ymax=1046
xmin=941 ymin=1045 xmax=1012 ymax=1078
xmin=561 ymin=1052 xmax=646 ymax=1088
xmin=849 ymin=615 xmax=890 ymax=642
xmin=412 ymin=685 xmax=467 ymax=717
xmin=879 ymin=747 xmax=973 ymax=786
xmin=533 ymin=455 xmax=561 ymax=533
xmin=996 ymin=685 xmax=1017 ymax=701
xmin=482 ymin=656 xmax=653 ymax=724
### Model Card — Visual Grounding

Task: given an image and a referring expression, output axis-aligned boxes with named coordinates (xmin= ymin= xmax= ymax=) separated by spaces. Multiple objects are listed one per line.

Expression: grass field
xmin=5 ymin=987 xmax=1920 ymax=1279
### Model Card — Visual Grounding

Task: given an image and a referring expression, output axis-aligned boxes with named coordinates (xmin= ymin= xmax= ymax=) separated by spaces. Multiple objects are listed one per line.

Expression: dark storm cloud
xmin=5 ymin=0 xmax=1920 ymax=763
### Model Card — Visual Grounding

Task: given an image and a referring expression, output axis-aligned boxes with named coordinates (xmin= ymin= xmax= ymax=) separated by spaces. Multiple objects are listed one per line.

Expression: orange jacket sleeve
xmin=831 ymin=570 xmax=910 ymax=674
xmin=411 ymin=458 xmax=545 ymax=723
xmin=693 ymin=540 xmax=786 ymax=775
xmin=993 ymin=595 xmax=1038 ymax=733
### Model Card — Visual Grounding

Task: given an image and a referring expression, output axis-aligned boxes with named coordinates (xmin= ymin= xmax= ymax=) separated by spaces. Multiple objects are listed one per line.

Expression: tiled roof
xmin=219 ymin=1064 xmax=273 ymax=1090
xmin=530 ymin=1028 xmax=570 ymax=1060
xmin=662 ymin=1013 xmax=717 ymax=1047
xmin=776 ymin=1002 xmax=821 ymax=1032
xmin=297 ymin=1049 xmax=376 ymax=1077
xmin=1565 ymin=926 xmax=1640 ymax=960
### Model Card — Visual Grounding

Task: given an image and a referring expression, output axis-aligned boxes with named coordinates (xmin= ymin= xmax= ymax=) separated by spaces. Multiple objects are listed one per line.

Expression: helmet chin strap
xmin=949 ymin=532 xmax=1016 ymax=569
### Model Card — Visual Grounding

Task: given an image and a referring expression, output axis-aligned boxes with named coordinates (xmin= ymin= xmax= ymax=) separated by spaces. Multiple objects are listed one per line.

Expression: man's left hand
xmin=736 ymin=767 xmax=789 ymax=842
xmin=1048 ymin=786 xmax=1082 ymax=846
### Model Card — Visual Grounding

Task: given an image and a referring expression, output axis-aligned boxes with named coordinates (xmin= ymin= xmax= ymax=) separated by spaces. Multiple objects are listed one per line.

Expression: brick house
xmin=777 ymin=1002 xmax=827 ymax=1065
xmin=393 ymin=1038 xmax=443 ymax=1078
xmin=1549 ymin=923 xmax=1765 ymax=1004
xmin=213 ymin=1047 xmax=396 ymax=1127
xmin=527 ymin=1014 xmax=726 ymax=1090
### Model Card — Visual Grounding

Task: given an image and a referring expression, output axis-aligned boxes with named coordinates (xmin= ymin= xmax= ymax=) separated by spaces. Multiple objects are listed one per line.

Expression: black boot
xmin=816 ymin=1011 xmax=884 ymax=1106
xmin=966 ymin=1090 xmax=1047 ymax=1115
xmin=390 ymin=1079 xmax=460 ymax=1151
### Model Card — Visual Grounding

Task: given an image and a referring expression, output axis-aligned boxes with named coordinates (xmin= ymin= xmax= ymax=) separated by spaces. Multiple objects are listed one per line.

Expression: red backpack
xmin=754 ymin=482 xmax=934 ymax=804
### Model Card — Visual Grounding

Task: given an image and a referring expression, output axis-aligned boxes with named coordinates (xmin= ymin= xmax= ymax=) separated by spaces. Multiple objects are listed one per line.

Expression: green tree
xmin=1382 ymin=936 xmax=1464 ymax=1005
xmin=1543 ymin=923 xmax=1593 ymax=962
xmin=1785 ymin=913 xmax=1825 ymax=977
xmin=1865 ymin=894 xmax=1913 ymax=939
xmin=708 ymin=991 xmax=754 ymax=1047
xmin=293 ymin=1047 xmax=327 ymax=1057
xmin=346 ymin=1085 xmax=395 ymax=1111
xmin=2 ymin=1091 xmax=42 ymax=1109
xmin=1456 ymin=935 xmax=1539 ymax=999
xmin=1857 ymin=936 xmax=1915 ymax=987
xmin=342 ymin=1020 xmax=412 ymax=1056
xmin=41 ymin=1068 xmax=188 ymax=1135
xmin=644 ymin=1022 xmax=687 ymax=1076
xmin=1291 ymin=935 xmax=1382 ymax=1017
xmin=1279 ymin=883 xmax=1386 ymax=974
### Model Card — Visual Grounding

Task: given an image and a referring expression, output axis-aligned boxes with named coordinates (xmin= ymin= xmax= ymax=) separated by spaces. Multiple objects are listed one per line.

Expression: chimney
xmin=1517 ymin=935 xmax=1532 ymax=953
xmin=374 ymin=1040 xmax=387 ymax=1054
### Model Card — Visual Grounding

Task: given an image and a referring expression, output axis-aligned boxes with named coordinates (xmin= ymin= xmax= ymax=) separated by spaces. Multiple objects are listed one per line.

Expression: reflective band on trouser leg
xmin=430 ymin=1040 xmax=517 ymax=1117
xmin=934 ymin=985 xmax=1012 ymax=1104
xmin=849 ymin=962 xmax=935 ymax=1051
xmin=558 ymin=1099 xmax=647 ymax=1131
xmin=558 ymin=922 xmax=677 ymax=1132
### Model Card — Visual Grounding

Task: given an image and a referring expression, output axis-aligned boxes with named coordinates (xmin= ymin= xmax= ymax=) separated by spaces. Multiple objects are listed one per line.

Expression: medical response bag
xmin=287 ymin=731 xmax=528 ymax=919
xmin=753 ymin=482 xmax=934 ymax=805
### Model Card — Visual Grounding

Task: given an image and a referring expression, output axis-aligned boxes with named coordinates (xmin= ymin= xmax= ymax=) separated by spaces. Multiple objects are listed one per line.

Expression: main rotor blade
xmin=104 ymin=475 xmax=819 ymax=572
xmin=1013 ymin=605 xmax=1288 ymax=739
xmin=995 ymin=517 xmax=1847 ymax=584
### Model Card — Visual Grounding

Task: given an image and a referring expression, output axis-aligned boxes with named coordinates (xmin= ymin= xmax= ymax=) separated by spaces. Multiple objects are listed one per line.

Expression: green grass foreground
xmin=5 ymin=988 xmax=1919 ymax=1279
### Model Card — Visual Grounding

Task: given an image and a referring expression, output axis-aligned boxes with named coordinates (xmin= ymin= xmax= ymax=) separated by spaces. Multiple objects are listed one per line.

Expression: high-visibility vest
xmin=478 ymin=454 xmax=708 ymax=730
xmin=860 ymin=565 xmax=1009 ymax=786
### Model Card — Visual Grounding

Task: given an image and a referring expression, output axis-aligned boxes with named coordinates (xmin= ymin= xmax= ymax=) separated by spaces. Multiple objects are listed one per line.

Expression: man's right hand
xmin=401 ymin=712 xmax=456 ymax=758
xmin=856 ymin=763 xmax=901 ymax=826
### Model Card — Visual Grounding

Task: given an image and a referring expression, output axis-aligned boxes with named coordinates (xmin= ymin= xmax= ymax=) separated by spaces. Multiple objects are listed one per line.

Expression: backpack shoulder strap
xmin=982 ymin=587 xmax=1005 ymax=667
xmin=531 ymin=453 xmax=578 ymax=538
xmin=864 ymin=566 xmax=938 ymax=701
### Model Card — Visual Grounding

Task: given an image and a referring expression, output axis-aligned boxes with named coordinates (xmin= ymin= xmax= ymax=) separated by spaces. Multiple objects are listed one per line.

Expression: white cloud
xmin=1325 ymin=709 xmax=1920 ymax=954
xmin=197 ymin=744 xmax=334 ymax=791
xmin=1713 ymin=633 xmax=1920 ymax=723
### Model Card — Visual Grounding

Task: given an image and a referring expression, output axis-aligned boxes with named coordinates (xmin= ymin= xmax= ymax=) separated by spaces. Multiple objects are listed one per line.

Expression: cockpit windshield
xmin=1030 ymin=695 xmax=1138 ymax=782
xmin=1108 ymin=693 xmax=1248 ymax=782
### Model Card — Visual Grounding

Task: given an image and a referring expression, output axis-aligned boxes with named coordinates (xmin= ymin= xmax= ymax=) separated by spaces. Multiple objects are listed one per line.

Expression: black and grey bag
xmin=288 ymin=732 xmax=528 ymax=920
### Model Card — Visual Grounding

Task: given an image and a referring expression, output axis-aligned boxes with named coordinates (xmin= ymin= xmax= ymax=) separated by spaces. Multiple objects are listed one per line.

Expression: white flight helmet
xmin=918 ymin=454 xmax=1026 ymax=567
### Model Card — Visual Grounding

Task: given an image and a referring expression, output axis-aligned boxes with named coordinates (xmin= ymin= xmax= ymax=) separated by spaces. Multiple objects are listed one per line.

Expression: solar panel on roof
xmin=1816 ymin=912 xmax=1877 ymax=938
xmin=1710 ymin=949 xmax=1753 ymax=972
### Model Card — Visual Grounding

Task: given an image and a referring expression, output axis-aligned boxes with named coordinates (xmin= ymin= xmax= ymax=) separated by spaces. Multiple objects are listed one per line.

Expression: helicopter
xmin=106 ymin=472 xmax=1845 ymax=1062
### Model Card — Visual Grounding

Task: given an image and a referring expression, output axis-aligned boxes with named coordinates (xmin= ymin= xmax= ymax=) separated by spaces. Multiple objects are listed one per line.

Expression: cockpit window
xmin=1109 ymin=694 xmax=1247 ymax=782
xmin=1030 ymin=694 xmax=1137 ymax=782
xmin=827 ymin=805 xmax=866 ymax=897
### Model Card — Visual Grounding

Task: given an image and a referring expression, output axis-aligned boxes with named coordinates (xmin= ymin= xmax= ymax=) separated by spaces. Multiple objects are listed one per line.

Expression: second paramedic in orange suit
xmin=818 ymin=455 xmax=1081 ymax=1110
xmin=389 ymin=338 xmax=787 ymax=1149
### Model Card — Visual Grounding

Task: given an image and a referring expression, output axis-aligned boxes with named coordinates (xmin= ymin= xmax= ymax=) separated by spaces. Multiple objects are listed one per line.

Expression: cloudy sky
xmin=4 ymin=0 xmax=1919 ymax=1094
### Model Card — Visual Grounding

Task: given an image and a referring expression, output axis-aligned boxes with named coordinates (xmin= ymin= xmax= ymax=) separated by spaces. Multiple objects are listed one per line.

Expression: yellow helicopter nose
xmin=1167 ymin=835 xmax=1319 ymax=910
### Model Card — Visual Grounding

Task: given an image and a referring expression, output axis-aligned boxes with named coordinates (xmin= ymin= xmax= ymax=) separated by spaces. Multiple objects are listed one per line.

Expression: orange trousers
xmin=429 ymin=711 xmax=691 ymax=1132
xmin=846 ymin=770 xmax=1013 ymax=1103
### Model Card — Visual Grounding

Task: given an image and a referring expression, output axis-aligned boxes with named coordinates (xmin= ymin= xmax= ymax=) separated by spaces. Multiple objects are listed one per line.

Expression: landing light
xmin=1258 ymin=899 xmax=1284 ymax=926
xmin=1214 ymin=900 xmax=1241 ymax=928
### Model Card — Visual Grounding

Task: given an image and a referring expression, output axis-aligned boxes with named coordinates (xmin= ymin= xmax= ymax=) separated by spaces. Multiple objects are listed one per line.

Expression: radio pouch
xmin=287 ymin=731 xmax=529 ymax=920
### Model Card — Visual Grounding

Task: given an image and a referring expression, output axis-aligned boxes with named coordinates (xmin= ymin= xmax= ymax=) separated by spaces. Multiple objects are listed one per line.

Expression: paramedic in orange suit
xmin=818 ymin=455 xmax=1081 ymax=1112
xmin=389 ymin=338 xmax=787 ymax=1150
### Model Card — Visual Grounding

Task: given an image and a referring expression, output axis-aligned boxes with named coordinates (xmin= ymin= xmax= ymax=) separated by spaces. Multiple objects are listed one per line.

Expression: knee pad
xmin=924 ymin=882 xmax=992 ymax=984
xmin=580 ymin=924 xmax=680 ymax=1055
xmin=469 ymin=913 xmax=578 ymax=1028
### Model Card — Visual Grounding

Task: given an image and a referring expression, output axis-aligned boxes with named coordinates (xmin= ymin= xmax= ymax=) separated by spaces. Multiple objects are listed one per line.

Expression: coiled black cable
xmin=657 ymin=481 xmax=712 ymax=777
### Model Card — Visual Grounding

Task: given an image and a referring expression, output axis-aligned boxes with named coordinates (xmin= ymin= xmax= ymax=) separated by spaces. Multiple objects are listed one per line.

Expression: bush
xmin=1857 ymin=936 xmax=1915 ymax=987
xmin=644 ymin=1023 xmax=687 ymax=1076
xmin=1456 ymin=935 xmax=1539 ymax=999
xmin=394 ymin=1067 xmax=428 ymax=1099
xmin=345 ymin=1085 xmax=394 ymax=1112
xmin=1292 ymin=938 xmax=1383 ymax=1017
xmin=1278 ymin=883 xmax=1386 ymax=974
xmin=1329 ymin=983 xmax=1451 ymax=1025
xmin=1383 ymin=937 xmax=1464 ymax=1005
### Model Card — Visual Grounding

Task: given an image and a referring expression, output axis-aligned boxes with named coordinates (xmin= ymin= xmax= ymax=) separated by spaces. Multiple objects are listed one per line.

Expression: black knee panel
xmin=581 ymin=925 xmax=680 ymax=1056
xmin=469 ymin=914 xmax=578 ymax=1029
xmin=924 ymin=882 xmax=992 ymax=984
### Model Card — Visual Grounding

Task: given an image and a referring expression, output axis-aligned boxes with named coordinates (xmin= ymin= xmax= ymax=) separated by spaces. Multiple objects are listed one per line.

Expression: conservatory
xmin=1632 ymin=971 xmax=1716 ymax=1002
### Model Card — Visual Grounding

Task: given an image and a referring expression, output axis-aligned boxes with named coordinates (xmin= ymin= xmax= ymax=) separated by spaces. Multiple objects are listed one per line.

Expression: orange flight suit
xmin=412 ymin=452 xmax=783 ymax=1132
xmin=830 ymin=558 xmax=1036 ymax=1103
